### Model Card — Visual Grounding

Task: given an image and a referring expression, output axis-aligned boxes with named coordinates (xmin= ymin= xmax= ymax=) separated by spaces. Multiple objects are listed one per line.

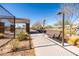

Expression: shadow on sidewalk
xmin=32 ymin=44 xmax=56 ymax=48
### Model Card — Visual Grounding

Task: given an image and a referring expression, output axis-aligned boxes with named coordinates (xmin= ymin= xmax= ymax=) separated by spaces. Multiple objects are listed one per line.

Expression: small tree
xmin=58 ymin=3 xmax=79 ymax=36
xmin=54 ymin=19 xmax=70 ymax=26
xmin=45 ymin=25 xmax=53 ymax=29
xmin=31 ymin=20 xmax=43 ymax=30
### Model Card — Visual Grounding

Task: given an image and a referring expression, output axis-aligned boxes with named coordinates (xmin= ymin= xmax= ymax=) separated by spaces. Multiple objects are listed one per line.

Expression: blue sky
xmin=1 ymin=3 xmax=61 ymax=27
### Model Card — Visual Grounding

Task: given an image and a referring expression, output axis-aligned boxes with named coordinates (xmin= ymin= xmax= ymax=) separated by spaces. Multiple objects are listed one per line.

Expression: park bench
xmin=46 ymin=30 xmax=63 ymax=41
xmin=53 ymin=30 xmax=62 ymax=39
xmin=46 ymin=30 xmax=55 ymax=38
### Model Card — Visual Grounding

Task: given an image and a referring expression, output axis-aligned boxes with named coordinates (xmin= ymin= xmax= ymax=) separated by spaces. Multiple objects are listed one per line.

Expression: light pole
xmin=57 ymin=12 xmax=65 ymax=46
xmin=43 ymin=19 xmax=46 ymax=33
xmin=43 ymin=19 xmax=46 ymax=29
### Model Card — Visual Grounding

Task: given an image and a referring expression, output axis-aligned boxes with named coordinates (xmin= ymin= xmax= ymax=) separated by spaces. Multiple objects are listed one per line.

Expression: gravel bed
xmin=0 ymin=40 xmax=35 ymax=56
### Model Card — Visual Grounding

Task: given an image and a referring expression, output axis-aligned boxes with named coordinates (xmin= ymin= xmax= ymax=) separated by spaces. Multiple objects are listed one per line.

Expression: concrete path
xmin=31 ymin=33 xmax=76 ymax=56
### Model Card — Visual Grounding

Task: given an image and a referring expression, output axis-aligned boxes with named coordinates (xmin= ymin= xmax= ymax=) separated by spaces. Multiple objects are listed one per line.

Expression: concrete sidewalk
xmin=31 ymin=34 xmax=76 ymax=56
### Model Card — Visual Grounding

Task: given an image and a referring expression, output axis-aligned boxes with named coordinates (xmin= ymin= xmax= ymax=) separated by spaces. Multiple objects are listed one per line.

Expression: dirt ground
xmin=0 ymin=39 xmax=35 ymax=56
xmin=0 ymin=48 xmax=35 ymax=56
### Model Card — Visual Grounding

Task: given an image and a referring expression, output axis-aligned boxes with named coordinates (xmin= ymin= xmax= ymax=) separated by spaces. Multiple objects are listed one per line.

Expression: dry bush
xmin=16 ymin=31 xmax=30 ymax=41
xmin=67 ymin=36 xmax=79 ymax=45
xmin=0 ymin=33 xmax=4 ymax=38
xmin=9 ymin=39 xmax=19 ymax=51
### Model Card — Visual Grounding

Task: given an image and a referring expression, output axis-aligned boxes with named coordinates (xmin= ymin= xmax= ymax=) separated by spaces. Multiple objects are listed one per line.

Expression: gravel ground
xmin=0 ymin=48 xmax=35 ymax=56
xmin=0 ymin=39 xmax=35 ymax=56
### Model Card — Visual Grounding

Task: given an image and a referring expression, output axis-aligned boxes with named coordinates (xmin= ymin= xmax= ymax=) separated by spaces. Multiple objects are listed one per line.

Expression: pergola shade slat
xmin=8 ymin=18 xmax=30 ymax=23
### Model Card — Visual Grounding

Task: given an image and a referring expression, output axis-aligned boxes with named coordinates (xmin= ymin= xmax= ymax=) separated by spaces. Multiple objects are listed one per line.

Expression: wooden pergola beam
xmin=8 ymin=18 xmax=30 ymax=23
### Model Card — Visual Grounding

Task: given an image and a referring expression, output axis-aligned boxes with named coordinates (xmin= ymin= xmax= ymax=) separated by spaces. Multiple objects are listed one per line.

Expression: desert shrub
xmin=64 ymin=29 xmax=70 ymax=34
xmin=9 ymin=39 xmax=19 ymax=51
xmin=64 ymin=35 xmax=70 ymax=42
xmin=0 ymin=33 xmax=4 ymax=38
xmin=31 ymin=26 xmax=43 ymax=30
xmin=64 ymin=29 xmax=76 ymax=35
xmin=70 ymin=31 xmax=76 ymax=35
xmin=67 ymin=36 xmax=78 ymax=45
xmin=75 ymin=39 xmax=79 ymax=48
xmin=16 ymin=31 xmax=30 ymax=41
xmin=76 ymin=45 xmax=79 ymax=48
xmin=45 ymin=25 xmax=53 ymax=29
